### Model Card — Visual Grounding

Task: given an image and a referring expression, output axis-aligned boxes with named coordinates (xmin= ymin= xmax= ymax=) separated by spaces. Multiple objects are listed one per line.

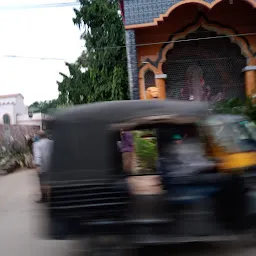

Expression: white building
xmin=0 ymin=94 xmax=51 ymax=129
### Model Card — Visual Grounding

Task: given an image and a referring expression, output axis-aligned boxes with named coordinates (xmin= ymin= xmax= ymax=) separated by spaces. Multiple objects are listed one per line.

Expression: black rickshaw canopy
xmin=48 ymin=100 xmax=209 ymax=183
xmin=54 ymin=100 xmax=209 ymax=124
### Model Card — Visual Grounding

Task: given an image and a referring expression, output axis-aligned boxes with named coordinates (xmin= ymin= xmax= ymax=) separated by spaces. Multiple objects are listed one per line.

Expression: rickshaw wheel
xmin=83 ymin=236 xmax=135 ymax=256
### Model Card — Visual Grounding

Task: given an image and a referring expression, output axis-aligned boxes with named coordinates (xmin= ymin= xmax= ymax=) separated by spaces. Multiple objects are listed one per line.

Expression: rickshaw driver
xmin=172 ymin=134 xmax=183 ymax=145
xmin=157 ymin=134 xmax=184 ymax=190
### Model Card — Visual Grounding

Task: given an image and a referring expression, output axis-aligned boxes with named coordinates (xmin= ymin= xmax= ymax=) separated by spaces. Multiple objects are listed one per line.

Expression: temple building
xmin=120 ymin=0 xmax=256 ymax=102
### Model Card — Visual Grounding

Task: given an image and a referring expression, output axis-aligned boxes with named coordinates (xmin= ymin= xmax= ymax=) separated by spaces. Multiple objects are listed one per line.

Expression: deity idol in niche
xmin=146 ymin=86 xmax=160 ymax=99
xmin=180 ymin=65 xmax=210 ymax=101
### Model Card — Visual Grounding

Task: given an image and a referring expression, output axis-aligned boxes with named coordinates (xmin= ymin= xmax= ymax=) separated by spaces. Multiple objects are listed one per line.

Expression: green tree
xmin=57 ymin=0 xmax=128 ymax=105
xmin=133 ymin=131 xmax=158 ymax=172
xmin=214 ymin=97 xmax=256 ymax=122
xmin=57 ymin=63 xmax=89 ymax=104
xmin=29 ymin=99 xmax=60 ymax=114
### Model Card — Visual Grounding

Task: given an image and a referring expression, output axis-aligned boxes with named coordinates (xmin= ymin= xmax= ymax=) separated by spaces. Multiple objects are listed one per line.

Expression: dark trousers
xmin=38 ymin=172 xmax=48 ymax=201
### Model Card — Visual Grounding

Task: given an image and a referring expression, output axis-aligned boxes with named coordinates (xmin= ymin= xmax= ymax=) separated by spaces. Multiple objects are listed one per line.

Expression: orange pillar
xmin=139 ymin=77 xmax=146 ymax=100
xmin=243 ymin=66 xmax=256 ymax=97
xmin=155 ymin=74 xmax=167 ymax=100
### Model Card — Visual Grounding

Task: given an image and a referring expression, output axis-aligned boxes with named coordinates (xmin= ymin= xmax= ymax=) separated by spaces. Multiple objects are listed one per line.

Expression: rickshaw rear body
xmin=202 ymin=114 xmax=256 ymax=172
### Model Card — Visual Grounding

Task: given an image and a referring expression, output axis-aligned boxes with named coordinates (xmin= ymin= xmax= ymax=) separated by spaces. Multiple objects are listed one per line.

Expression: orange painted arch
xmin=157 ymin=18 xmax=253 ymax=73
xmin=139 ymin=63 xmax=166 ymax=100
xmin=125 ymin=0 xmax=256 ymax=30
xmin=138 ymin=63 xmax=159 ymax=99
xmin=138 ymin=63 xmax=159 ymax=79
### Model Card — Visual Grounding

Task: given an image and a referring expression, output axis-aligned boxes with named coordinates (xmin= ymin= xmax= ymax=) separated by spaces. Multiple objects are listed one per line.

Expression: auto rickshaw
xmin=45 ymin=100 xmax=256 ymax=255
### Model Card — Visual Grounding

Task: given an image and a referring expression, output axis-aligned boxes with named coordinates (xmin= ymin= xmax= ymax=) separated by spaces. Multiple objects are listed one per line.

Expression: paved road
xmin=0 ymin=170 xmax=80 ymax=256
xmin=1 ymin=170 xmax=256 ymax=256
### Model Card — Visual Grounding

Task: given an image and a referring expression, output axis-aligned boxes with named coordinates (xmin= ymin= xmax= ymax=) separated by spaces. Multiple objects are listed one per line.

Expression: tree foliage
xmin=214 ymin=97 xmax=256 ymax=122
xmin=57 ymin=0 xmax=129 ymax=105
xmin=29 ymin=99 xmax=60 ymax=114
xmin=133 ymin=131 xmax=158 ymax=173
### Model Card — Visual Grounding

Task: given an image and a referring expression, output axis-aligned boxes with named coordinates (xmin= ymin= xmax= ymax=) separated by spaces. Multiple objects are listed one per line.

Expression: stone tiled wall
xmin=125 ymin=30 xmax=140 ymax=99
xmin=123 ymin=0 xmax=220 ymax=25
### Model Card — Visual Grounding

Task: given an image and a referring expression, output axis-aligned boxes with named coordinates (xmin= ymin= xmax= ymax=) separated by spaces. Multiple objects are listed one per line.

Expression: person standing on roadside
xmin=34 ymin=134 xmax=40 ymax=143
xmin=33 ymin=130 xmax=53 ymax=203
xmin=120 ymin=130 xmax=134 ymax=173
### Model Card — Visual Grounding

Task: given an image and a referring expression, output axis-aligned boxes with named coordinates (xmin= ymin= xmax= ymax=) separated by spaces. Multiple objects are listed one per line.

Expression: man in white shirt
xmin=33 ymin=130 xmax=53 ymax=203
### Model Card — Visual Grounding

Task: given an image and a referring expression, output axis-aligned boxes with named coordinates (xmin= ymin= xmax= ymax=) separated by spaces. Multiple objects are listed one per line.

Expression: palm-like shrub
xmin=214 ymin=97 xmax=256 ymax=122
xmin=133 ymin=131 xmax=158 ymax=172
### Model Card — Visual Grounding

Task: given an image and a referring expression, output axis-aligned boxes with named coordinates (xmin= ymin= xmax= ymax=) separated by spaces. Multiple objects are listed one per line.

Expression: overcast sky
xmin=0 ymin=0 xmax=83 ymax=105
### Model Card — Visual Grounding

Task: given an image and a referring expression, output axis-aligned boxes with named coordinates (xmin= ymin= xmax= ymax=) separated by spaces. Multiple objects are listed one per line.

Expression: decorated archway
xmin=157 ymin=18 xmax=253 ymax=73
xmin=138 ymin=16 xmax=255 ymax=101
xmin=162 ymin=27 xmax=247 ymax=103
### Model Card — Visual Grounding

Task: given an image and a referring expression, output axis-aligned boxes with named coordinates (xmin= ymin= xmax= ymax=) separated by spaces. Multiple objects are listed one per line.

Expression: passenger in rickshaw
xmin=120 ymin=129 xmax=134 ymax=173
